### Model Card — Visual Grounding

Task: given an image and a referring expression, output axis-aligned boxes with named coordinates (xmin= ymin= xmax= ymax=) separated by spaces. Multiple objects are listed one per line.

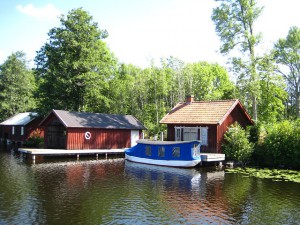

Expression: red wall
xmin=66 ymin=128 xmax=131 ymax=150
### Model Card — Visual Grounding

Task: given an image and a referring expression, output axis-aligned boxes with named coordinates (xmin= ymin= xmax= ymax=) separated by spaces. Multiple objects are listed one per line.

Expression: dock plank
xmin=18 ymin=148 xmax=125 ymax=156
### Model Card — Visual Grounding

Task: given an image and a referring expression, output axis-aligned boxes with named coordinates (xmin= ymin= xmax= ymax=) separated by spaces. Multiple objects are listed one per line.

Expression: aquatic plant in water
xmin=225 ymin=167 xmax=300 ymax=183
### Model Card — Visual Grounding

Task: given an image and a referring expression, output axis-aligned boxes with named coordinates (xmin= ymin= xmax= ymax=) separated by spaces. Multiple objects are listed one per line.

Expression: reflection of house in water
xmin=125 ymin=161 xmax=228 ymax=224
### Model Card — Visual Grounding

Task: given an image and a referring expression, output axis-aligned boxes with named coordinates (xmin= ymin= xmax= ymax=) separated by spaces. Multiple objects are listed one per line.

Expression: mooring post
xmin=32 ymin=154 xmax=36 ymax=164
xmin=77 ymin=154 xmax=79 ymax=160
xmin=106 ymin=153 xmax=108 ymax=160
xmin=96 ymin=154 xmax=98 ymax=160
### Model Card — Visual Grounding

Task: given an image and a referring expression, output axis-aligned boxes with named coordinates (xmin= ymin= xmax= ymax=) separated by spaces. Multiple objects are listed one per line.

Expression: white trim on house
xmin=174 ymin=126 xmax=208 ymax=145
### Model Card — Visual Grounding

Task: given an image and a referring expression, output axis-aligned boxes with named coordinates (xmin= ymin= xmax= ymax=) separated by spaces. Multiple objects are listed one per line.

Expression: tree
xmin=212 ymin=0 xmax=263 ymax=121
xmin=0 ymin=51 xmax=36 ymax=121
xmin=182 ymin=62 xmax=234 ymax=100
xmin=257 ymin=54 xmax=288 ymax=122
xmin=273 ymin=26 xmax=300 ymax=118
xmin=35 ymin=8 xmax=116 ymax=115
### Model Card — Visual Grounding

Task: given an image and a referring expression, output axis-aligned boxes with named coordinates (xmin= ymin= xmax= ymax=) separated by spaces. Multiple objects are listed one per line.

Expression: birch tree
xmin=212 ymin=0 xmax=263 ymax=121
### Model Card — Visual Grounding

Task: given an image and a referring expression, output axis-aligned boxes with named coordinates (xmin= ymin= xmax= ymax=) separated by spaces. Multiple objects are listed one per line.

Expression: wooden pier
xmin=18 ymin=148 xmax=125 ymax=163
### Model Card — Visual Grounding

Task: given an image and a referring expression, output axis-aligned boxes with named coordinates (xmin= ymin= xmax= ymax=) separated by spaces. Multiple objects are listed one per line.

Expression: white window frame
xmin=200 ymin=127 xmax=208 ymax=146
xmin=175 ymin=127 xmax=181 ymax=141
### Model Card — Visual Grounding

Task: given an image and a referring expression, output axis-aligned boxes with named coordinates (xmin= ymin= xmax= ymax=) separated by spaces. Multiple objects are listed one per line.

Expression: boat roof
xmin=137 ymin=139 xmax=201 ymax=145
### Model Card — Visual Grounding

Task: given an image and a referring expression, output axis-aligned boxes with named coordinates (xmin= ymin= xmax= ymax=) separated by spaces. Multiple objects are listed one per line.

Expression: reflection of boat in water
xmin=125 ymin=160 xmax=201 ymax=190
xmin=125 ymin=140 xmax=202 ymax=167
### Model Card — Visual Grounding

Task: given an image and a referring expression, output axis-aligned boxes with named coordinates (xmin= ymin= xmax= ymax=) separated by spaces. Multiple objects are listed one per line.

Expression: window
xmin=172 ymin=147 xmax=180 ymax=158
xmin=175 ymin=128 xmax=181 ymax=141
xmin=192 ymin=143 xmax=200 ymax=158
xmin=158 ymin=147 xmax=165 ymax=157
xmin=200 ymin=127 xmax=208 ymax=145
xmin=145 ymin=146 xmax=152 ymax=156
xmin=12 ymin=126 xmax=15 ymax=135
xmin=21 ymin=126 xmax=24 ymax=136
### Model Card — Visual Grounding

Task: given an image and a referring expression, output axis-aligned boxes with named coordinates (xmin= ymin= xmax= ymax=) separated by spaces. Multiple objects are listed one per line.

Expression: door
xmin=131 ymin=130 xmax=139 ymax=147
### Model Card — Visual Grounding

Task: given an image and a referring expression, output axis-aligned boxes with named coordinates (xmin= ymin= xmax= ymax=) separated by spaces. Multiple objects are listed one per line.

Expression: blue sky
xmin=1 ymin=0 xmax=300 ymax=68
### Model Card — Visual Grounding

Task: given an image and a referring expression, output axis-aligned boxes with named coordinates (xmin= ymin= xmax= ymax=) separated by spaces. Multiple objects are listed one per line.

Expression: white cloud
xmin=16 ymin=3 xmax=61 ymax=21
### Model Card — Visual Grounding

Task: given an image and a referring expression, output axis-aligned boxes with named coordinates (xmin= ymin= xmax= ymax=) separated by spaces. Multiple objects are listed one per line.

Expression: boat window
xmin=172 ymin=147 xmax=180 ymax=158
xmin=145 ymin=146 xmax=152 ymax=156
xmin=192 ymin=143 xmax=200 ymax=158
xmin=158 ymin=147 xmax=165 ymax=157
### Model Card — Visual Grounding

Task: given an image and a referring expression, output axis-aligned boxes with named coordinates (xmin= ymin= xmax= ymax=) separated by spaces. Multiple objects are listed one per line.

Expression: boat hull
xmin=125 ymin=154 xmax=201 ymax=167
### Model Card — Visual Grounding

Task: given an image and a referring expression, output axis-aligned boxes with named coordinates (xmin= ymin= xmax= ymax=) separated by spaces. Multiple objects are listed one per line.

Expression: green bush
xmin=257 ymin=120 xmax=300 ymax=169
xmin=223 ymin=123 xmax=254 ymax=165
xmin=24 ymin=129 xmax=44 ymax=148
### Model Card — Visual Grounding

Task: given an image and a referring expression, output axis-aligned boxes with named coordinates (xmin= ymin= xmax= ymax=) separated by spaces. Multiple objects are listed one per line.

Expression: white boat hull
xmin=125 ymin=154 xmax=202 ymax=168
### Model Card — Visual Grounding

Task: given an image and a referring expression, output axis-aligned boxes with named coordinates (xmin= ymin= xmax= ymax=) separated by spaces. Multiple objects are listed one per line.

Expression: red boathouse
xmin=40 ymin=110 xmax=146 ymax=150
xmin=0 ymin=112 xmax=43 ymax=146
xmin=160 ymin=96 xmax=254 ymax=153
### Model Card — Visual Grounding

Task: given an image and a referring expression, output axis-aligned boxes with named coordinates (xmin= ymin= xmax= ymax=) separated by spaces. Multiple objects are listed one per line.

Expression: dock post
xmin=96 ymin=154 xmax=98 ymax=160
xmin=32 ymin=155 xmax=36 ymax=164
xmin=106 ymin=153 xmax=107 ymax=160
xmin=77 ymin=154 xmax=79 ymax=160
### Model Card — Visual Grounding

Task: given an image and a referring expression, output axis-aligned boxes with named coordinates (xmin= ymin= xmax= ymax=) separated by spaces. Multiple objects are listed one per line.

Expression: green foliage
xmin=34 ymin=8 xmax=116 ymax=115
xmin=223 ymin=123 xmax=254 ymax=164
xmin=182 ymin=62 xmax=234 ymax=100
xmin=257 ymin=54 xmax=288 ymax=123
xmin=273 ymin=26 xmax=300 ymax=118
xmin=256 ymin=120 xmax=300 ymax=168
xmin=0 ymin=51 xmax=36 ymax=121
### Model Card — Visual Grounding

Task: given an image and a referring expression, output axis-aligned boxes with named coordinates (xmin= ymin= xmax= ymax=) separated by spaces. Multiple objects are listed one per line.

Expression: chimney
xmin=186 ymin=95 xmax=194 ymax=103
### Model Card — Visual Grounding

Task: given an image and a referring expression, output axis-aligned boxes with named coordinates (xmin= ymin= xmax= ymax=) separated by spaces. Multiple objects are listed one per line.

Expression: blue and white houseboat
xmin=125 ymin=140 xmax=202 ymax=167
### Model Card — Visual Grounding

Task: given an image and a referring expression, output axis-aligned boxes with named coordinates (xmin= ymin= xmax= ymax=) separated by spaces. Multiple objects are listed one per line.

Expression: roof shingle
xmin=160 ymin=99 xmax=245 ymax=124
xmin=50 ymin=110 xmax=146 ymax=130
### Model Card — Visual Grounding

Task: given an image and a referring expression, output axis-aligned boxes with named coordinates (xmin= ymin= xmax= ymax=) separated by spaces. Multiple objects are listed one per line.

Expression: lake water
xmin=0 ymin=149 xmax=299 ymax=225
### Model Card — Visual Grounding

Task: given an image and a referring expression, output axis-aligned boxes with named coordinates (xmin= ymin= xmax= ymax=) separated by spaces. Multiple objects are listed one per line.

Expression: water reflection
xmin=0 ymin=150 xmax=299 ymax=225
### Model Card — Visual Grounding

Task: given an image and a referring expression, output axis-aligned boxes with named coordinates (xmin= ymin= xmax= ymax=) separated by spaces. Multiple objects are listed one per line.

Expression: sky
xmin=0 ymin=0 xmax=300 ymax=69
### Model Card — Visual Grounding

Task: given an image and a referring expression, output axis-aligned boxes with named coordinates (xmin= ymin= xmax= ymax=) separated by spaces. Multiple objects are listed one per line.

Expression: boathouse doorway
xmin=46 ymin=125 xmax=66 ymax=149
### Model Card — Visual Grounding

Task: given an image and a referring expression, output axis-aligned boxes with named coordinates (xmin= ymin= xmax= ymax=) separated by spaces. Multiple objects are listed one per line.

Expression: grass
xmin=225 ymin=167 xmax=300 ymax=183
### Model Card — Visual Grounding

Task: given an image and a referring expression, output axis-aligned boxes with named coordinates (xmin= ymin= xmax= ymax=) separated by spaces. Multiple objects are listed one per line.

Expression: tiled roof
xmin=160 ymin=99 xmax=246 ymax=125
xmin=47 ymin=110 xmax=146 ymax=130
xmin=0 ymin=112 xmax=38 ymax=125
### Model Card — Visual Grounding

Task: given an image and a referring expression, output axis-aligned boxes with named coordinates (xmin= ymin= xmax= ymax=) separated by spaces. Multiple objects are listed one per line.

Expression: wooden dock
xmin=200 ymin=153 xmax=225 ymax=162
xmin=18 ymin=148 xmax=125 ymax=163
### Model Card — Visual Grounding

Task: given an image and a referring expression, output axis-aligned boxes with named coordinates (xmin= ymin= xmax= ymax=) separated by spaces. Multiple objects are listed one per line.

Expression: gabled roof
xmin=0 ymin=112 xmax=38 ymax=126
xmin=160 ymin=99 xmax=253 ymax=125
xmin=41 ymin=109 xmax=146 ymax=130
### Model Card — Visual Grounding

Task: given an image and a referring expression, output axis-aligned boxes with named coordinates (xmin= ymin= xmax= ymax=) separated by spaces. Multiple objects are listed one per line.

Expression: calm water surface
xmin=0 ymin=149 xmax=299 ymax=225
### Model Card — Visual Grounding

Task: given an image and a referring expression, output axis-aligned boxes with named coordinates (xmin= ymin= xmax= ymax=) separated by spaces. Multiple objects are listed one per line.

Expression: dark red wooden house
xmin=0 ymin=112 xmax=43 ymax=146
xmin=40 ymin=109 xmax=146 ymax=150
xmin=160 ymin=96 xmax=254 ymax=153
